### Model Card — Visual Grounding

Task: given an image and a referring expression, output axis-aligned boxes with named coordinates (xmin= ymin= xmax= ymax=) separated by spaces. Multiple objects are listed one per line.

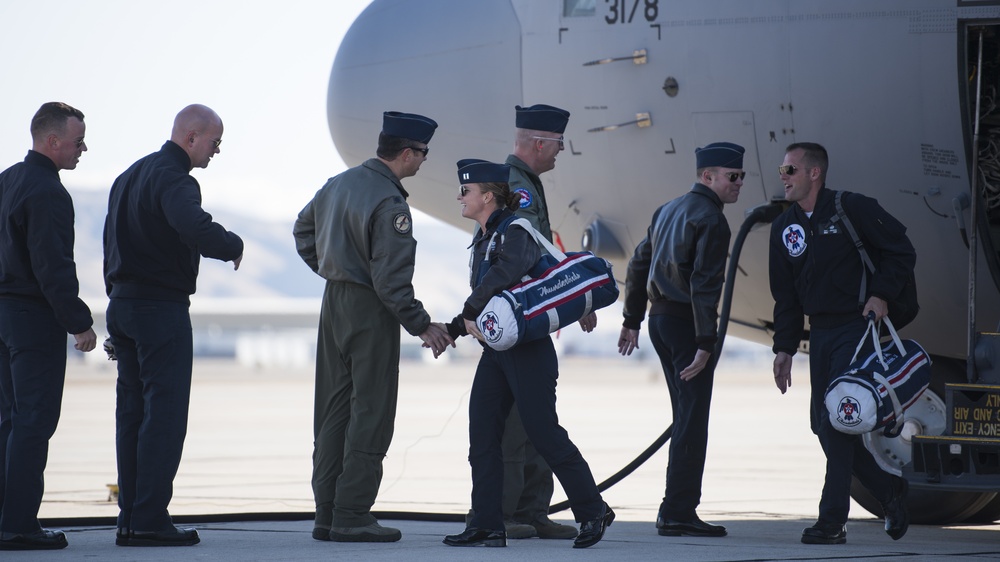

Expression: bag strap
xmin=879 ymin=316 xmax=907 ymax=357
xmin=485 ymin=217 xmax=570 ymax=283
xmin=850 ymin=318 xmax=887 ymax=369
xmin=508 ymin=217 xmax=568 ymax=261
xmin=833 ymin=191 xmax=875 ymax=311
xmin=850 ymin=316 xmax=908 ymax=437
xmin=872 ymin=371 xmax=905 ymax=438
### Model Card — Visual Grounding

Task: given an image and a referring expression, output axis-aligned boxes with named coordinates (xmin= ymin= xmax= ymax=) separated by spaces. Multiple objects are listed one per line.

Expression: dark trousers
xmin=501 ymin=409 xmax=554 ymax=523
xmin=648 ymin=314 xmax=715 ymax=521
xmin=107 ymin=298 xmax=193 ymax=533
xmin=809 ymin=316 xmax=895 ymax=525
xmin=468 ymin=336 xmax=602 ymax=532
xmin=0 ymin=300 xmax=66 ymax=536
xmin=312 ymin=282 xmax=399 ymax=529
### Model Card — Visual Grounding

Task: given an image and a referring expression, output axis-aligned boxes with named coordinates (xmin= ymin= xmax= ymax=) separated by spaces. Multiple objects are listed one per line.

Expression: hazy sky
xmin=0 ymin=0 xmax=374 ymax=222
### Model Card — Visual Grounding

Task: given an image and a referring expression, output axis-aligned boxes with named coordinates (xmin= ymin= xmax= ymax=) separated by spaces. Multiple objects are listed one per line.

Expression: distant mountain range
xmin=66 ymin=189 xmax=768 ymax=360
xmin=69 ymin=188 xmax=471 ymax=320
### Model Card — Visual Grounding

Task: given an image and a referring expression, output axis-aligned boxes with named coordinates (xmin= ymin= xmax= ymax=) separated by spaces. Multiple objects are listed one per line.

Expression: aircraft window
xmin=563 ymin=0 xmax=596 ymax=17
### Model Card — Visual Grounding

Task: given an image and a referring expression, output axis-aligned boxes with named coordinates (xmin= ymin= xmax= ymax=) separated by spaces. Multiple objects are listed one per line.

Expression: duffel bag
xmin=477 ymin=218 xmax=619 ymax=351
xmin=824 ymin=316 xmax=931 ymax=437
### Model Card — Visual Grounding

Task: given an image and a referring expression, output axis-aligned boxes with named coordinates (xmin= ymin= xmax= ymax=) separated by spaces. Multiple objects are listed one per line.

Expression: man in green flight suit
xmin=294 ymin=111 xmax=454 ymax=543
xmin=497 ymin=104 xmax=596 ymax=539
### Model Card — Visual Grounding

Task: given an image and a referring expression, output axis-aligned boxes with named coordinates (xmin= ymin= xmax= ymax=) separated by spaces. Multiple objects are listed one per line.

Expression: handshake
xmin=419 ymin=322 xmax=455 ymax=359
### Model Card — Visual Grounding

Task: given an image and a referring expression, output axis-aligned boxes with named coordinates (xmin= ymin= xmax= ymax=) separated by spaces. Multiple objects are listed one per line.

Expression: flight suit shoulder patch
xmin=513 ymin=188 xmax=532 ymax=209
xmin=393 ymin=212 xmax=412 ymax=234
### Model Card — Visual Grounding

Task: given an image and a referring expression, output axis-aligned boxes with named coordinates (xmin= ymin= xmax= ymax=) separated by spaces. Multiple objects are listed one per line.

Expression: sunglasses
xmin=532 ymin=135 xmax=565 ymax=149
xmin=409 ymin=146 xmax=429 ymax=156
xmin=459 ymin=185 xmax=470 ymax=196
xmin=778 ymin=164 xmax=798 ymax=176
xmin=723 ymin=171 xmax=746 ymax=182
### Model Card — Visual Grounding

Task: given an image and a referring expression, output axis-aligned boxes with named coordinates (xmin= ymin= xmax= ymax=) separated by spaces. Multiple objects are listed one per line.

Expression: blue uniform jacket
xmin=769 ymin=186 xmax=916 ymax=355
xmin=446 ymin=209 xmax=540 ymax=338
xmin=0 ymin=151 xmax=93 ymax=334
xmin=104 ymin=141 xmax=244 ymax=303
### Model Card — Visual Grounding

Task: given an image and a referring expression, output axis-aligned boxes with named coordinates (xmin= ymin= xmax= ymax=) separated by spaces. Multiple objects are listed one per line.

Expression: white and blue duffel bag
xmin=824 ymin=316 xmax=931 ymax=437
xmin=476 ymin=218 xmax=619 ymax=351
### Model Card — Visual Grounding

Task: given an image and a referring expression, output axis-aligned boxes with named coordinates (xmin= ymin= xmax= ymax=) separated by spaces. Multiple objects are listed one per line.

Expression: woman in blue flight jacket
xmin=441 ymin=159 xmax=614 ymax=550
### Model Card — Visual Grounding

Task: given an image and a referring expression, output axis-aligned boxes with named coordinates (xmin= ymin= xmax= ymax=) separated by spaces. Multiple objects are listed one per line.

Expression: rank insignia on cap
xmin=393 ymin=213 xmax=412 ymax=234
xmin=456 ymin=159 xmax=510 ymax=184
xmin=514 ymin=188 xmax=532 ymax=209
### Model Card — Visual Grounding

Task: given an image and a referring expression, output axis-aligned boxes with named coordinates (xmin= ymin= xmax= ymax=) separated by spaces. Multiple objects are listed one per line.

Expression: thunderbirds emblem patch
xmin=836 ymin=396 xmax=863 ymax=427
xmin=480 ymin=311 xmax=503 ymax=344
xmin=782 ymin=224 xmax=807 ymax=257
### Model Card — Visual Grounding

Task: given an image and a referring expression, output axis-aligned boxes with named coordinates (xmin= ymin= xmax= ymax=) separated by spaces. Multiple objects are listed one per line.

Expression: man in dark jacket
xmin=104 ymin=104 xmax=244 ymax=548
xmin=0 ymin=102 xmax=97 ymax=551
xmin=618 ymin=142 xmax=745 ymax=538
xmin=770 ymin=142 xmax=913 ymax=545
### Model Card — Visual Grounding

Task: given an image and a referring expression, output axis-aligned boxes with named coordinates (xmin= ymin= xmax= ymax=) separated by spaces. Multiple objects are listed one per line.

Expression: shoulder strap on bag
xmin=484 ymin=215 xmax=516 ymax=261
xmin=508 ymin=217 xmax=568 ymax=261
xmin=834 ymin=191 xmax=875 ymax=310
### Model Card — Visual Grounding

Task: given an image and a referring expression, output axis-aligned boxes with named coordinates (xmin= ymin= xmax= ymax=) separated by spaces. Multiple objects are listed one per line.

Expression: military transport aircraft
xmin=327 ymin=0 xmax=1000 ymax=525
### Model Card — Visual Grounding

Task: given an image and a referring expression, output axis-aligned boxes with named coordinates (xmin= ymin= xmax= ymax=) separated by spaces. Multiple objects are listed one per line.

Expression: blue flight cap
xmin=457 ymin=159 xmax=510 ymax=184
xmin=382 ymin=111 xmax=438 ymax=143
xmin=695 ymin=142 xmax=745 ymax=169
xmin=515 ymin=104 xmax=570 ymax=133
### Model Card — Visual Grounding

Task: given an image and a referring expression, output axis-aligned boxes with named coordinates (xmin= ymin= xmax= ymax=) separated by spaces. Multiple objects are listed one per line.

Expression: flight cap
xmin=515 ymin=104 xmax=570 ymax=134
xmin=457 ymin=159 xmax=510 ymax=184
xmin=382 ymin=111 xmax=437 ymax=143
xmin=695 ymin=142 xmax=745 ymax=169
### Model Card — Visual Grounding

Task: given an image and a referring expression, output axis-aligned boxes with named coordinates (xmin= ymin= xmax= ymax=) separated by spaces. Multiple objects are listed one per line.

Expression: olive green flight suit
xmin=294 ymin=158 xmax=432 ymax=528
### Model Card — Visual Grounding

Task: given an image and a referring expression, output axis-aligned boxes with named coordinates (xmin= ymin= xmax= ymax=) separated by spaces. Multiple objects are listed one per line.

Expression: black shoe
xmin=443 ymin=527 xmax=506 ymax=547
xmin=573 ymin=502 xmax=615 ymax=549
xmin=883 ymin=477 xmax=910 ymax=540
xmin=311 ymin=527 xmax=332 ymax=541
xmin=330 ymin=522 xmax=401 ymax=542
xmin=115 ymin=528 xmax=130 ymax=546
xmin=656 ymin=515 xmax=727 ymax=537
xmin=120 ymin=526 xmax=200 ymax=547
xmin=801 ymin=521 xmax=847 ymax=544
xmin=0 ymin=529 xmax=68 ymax=550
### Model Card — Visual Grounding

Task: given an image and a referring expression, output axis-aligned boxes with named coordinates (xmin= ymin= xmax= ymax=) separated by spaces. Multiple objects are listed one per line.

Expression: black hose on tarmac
xmin=550 ymin=202 xmax=784 ymax=515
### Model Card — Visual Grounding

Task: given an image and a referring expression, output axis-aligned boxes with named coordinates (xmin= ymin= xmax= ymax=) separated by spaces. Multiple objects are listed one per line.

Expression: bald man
xmin=0 ymin=102 xmax=97 ymax=551
xmin=104 ymin=104 xmax=244 ymax=547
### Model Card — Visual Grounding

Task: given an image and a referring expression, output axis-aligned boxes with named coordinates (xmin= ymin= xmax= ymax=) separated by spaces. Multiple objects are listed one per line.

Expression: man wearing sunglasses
xmin=477 ymin=104 xmax=584 ymax=541
xmin=769 ymin=142 xmax=914 ymax=545
xmin=618 ymin=142 xmax=745 ymax=539
xmin=0 ymin=102 xmax=97 ymax=551
xmin=294 ymin=111 xmax=454 ymax=544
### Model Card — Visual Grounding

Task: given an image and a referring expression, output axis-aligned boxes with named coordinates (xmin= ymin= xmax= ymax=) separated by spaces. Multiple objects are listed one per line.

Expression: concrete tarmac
xmin=16 ymin=347 xmax=1000 ymax=560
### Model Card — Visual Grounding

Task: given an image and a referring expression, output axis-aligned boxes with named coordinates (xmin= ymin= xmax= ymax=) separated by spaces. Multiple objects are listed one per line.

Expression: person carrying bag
xmin=442 ymin=158 xmax=615 ymax=549
xmin=825 ymin=314 xmax=932 ymax=437
xmin=476 ymin=217 xmax=618 ymax=351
